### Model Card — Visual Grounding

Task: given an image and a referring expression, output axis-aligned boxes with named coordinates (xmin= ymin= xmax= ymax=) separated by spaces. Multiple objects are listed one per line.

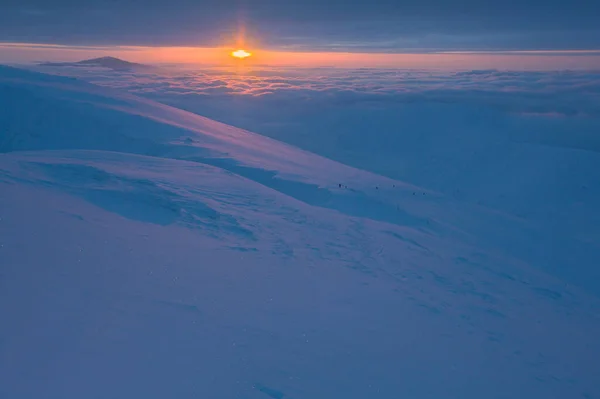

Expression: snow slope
xmin=27 ymin=64 xmax=600 ymax=294
xmin=1 ymin=65 xmax=600 ymax=399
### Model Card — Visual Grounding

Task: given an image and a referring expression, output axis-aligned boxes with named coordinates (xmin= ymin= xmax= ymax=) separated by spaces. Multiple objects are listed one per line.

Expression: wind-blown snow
xmin=1 ymin=65 xmax=600 ymax=399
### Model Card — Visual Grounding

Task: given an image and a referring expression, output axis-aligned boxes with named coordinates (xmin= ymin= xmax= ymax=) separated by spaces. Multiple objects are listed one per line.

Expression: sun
xmin=231 ymin=49 xmax=252 ymax=59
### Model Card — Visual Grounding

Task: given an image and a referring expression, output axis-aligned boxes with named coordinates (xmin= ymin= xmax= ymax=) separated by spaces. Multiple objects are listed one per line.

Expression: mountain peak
xmin=40 ymin=56 xmax=149 ymax=70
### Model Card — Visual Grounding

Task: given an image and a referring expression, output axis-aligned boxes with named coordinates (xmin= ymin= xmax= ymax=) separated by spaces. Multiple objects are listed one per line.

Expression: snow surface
xmin=1 ymin=65 xmax=600 ymax=398
xmin=28 ymin=64 xmax=600 ymax=294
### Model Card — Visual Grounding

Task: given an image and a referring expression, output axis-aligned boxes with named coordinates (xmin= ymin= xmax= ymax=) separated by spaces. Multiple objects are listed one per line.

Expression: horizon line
xmin=2 ymin=42 xmax=600 ymax=56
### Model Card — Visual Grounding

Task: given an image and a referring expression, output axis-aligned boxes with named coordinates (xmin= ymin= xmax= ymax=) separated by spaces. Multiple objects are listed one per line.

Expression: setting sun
xmin=231 ymin=49 xmax=252 ymax=59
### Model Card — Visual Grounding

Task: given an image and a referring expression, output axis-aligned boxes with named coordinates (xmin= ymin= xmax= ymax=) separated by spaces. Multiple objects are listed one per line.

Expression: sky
xmin=1 ymin=0 xmax=600 ymax=68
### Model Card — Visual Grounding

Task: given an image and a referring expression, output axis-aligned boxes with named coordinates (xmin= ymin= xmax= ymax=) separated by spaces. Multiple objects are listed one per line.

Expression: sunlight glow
xmin=2 ymin=42 xmax=600 ymax=70
xmin=232 ymin=49 xmax=252 ymax=59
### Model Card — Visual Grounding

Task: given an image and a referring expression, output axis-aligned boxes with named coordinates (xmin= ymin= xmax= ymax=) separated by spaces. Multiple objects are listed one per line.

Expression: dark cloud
xmin=1 ymin=0 xmax=599 ymax=50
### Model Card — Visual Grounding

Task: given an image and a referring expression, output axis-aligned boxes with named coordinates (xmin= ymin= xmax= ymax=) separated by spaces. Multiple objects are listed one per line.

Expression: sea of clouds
xmin=34 ymin=64 xmax=600 ymax=183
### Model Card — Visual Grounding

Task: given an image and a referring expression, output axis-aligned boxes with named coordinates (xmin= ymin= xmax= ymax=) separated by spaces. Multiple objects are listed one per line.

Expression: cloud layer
xmin=2 ymin=0 xmax=600 ymax=50
xmin=38 ymin=65 xmax=599 ymax=194
xmin=38 ymin=65 xmax=600 ymax=116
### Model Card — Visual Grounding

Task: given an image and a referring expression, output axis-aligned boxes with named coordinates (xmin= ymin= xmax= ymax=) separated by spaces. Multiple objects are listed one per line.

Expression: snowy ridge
xmin=0 ymin=65 xmax=414 ymax=185
xmin=1 ymin=65 xmax=600 ymax=399
xmin=0 ymin=64 xmax=434 ymax=227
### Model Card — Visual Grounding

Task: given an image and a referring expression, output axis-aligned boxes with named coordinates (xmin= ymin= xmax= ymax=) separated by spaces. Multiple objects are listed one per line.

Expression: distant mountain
xmin=40 ymin=56 xmax=150 ymax=71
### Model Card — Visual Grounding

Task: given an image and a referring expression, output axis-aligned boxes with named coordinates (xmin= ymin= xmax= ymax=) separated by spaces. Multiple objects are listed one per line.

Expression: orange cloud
xmin=2 ymin=43 xmax=600 ymax=70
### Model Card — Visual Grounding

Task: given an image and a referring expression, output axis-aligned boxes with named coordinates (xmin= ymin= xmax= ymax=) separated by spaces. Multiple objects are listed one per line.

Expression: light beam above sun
xmin=232 ymin=49 xmax=252 ymax=59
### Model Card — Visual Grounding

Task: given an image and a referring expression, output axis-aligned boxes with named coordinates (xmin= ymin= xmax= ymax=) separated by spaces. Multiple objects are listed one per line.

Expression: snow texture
xmin=1 ymin=65 xmax=600 ymax=399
